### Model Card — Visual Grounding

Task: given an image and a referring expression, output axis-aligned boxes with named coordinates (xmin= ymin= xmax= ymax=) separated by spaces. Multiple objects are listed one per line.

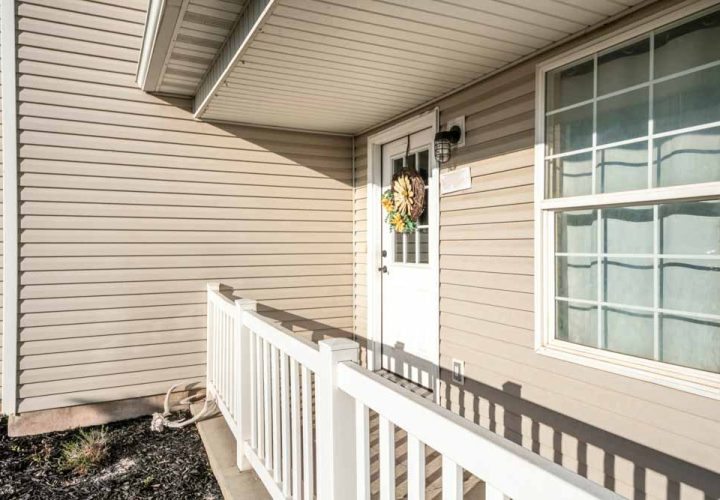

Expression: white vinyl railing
xmin=206 ymin=283 xmax=622 ymax=500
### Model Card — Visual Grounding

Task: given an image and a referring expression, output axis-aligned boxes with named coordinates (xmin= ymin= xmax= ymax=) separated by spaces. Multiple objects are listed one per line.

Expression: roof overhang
xmin=139 ymin=0 xmax=658 ymax=135
xmin=137 ymin=0 xmax=186 ymax=92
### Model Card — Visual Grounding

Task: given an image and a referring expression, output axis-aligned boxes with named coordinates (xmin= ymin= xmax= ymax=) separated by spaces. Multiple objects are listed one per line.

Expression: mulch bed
xmin=0 ymin=412 xmax=222 ymax=499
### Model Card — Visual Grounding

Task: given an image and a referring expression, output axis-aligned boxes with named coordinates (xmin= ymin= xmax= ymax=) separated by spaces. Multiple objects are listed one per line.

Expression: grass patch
xmin=59 ymin=427 xmax=109 ymax=475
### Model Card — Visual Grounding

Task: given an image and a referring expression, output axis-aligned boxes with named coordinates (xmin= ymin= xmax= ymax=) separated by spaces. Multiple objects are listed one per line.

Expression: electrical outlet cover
xmin=451 ymin=358 xmax=465 ymax=384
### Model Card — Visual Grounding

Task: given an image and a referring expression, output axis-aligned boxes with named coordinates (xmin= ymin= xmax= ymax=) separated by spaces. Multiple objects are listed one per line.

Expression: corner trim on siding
xmin=2 ymin=0 xmax=19 ymax=415
xmin=193 ymin=0 xmax=277 ymax=119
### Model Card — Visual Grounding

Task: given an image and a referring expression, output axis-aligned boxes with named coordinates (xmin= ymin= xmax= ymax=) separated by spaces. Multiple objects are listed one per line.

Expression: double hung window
xmin=536 ymin=6 xmax=720 ymax=396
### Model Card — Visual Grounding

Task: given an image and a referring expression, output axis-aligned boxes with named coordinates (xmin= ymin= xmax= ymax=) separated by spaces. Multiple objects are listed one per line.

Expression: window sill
xmin=537 ymin=340 xmax=720 ymax=400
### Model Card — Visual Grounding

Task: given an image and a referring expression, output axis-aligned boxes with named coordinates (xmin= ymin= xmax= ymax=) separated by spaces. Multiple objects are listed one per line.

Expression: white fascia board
xmin=136 ymin=0 xmax=186 ymax=92
xmin=193 ymin=0 xmax=277 ymax=118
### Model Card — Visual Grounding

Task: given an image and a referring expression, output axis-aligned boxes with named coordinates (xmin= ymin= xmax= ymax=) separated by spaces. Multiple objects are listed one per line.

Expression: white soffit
xmin=195 ymin=0 xmax=652 ymax=134
xmin=140 ymin=0 xmax=247 ymax=96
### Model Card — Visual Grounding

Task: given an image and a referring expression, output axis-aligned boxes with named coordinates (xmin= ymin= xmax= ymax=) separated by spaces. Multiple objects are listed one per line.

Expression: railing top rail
xmin=243 ymin=310 xmax=321 ymax=372
xmin=337 ymin=362 xmax=622 ymax=500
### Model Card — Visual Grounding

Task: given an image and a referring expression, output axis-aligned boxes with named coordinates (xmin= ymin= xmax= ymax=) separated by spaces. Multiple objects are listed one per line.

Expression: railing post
xmin=235 ymin=298 xmax=257 ymax=471
xmin=316 ymin=338 xmax=359 ymax=500
xmin=206 ymin=283 xmax=221 ymax=395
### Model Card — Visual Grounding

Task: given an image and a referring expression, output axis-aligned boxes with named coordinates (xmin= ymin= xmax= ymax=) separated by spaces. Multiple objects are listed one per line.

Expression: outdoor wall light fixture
xmin=433 ymin=125 xmax=461 ymax=163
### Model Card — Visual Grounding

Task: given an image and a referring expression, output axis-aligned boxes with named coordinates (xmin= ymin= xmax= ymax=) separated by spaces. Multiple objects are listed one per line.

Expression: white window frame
xmin=534 ymin=0 xmax=720 ymax=400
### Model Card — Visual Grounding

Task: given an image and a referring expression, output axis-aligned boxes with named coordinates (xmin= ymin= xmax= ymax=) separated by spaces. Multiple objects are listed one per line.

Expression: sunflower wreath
xmin=381 ymin=168 xmax=426 ymax=233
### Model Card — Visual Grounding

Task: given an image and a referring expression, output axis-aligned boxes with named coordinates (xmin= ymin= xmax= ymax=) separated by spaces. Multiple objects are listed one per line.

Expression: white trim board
xmin=533 ymin=0 xmax=720 ymax=400
xmin=2 ymin=0 xmax=18 ymax=415
xmin=365 ymin=109 xmax=440 ymax=399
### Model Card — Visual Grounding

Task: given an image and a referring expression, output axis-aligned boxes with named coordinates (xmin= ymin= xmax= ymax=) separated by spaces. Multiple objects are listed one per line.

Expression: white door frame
xmin=365 ymin=108 xmax=440 ymax=388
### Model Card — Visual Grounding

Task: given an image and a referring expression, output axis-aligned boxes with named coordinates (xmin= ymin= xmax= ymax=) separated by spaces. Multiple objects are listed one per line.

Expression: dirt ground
xmin=0 ymin=413 xmax=222 ymax=499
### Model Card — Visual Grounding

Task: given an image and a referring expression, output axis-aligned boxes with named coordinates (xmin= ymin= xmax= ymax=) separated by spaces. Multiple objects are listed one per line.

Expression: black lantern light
xmin=433 ymin=126 xmax=461 ymax=163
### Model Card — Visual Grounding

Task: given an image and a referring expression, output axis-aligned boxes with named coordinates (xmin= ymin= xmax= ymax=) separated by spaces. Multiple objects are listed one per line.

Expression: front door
xmin=380 ymin=128 xmax=438 ymax=389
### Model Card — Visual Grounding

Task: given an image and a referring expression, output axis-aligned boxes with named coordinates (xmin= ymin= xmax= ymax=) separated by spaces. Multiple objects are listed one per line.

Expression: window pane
xmin=654 ymin=65 xmax=720 ymax=134
xmin=418 ymin=228 xmax=429 ymax=264
xmin=547 ymin=152 xmax=592 ymax=198
xmin=603 ymin=257 xmax=653 ymax=307
xmin=654 ymin=9 xmax=720 ymax=78
xmin=556 ymin=257 xmax=597 ymax=300
xmin=394 ymin=232 xmax=403 ymax=263
xmin=556 ymin=301 xmax=598 ymax=348
xmin=556 ymin=210 xmax=597 ymax=254
xmin=604 ymin=307 xmax=654 ymax=359
xmin=660 ymin=200 xmax=720 ymax=255
xmin=661 ymin=259 xmax=720 ymax=315
xmin=597 ymin=37 xmax=650 ymax=95
xmin=546 ymin=104 xmax=593 ymax=155
xmin=393 ymin=157 xmax=403 ymax=174
xmin=417 ymin=150 xmax=429 ymax=184
xmin=654 ymin=128 xmax=720 ymax=187
xmin=602 ymin=206 xmax=653 ymax=254
xmin=406 ymin=153 xmax=416 ymax=171
xmin=406 ymin=231 xmax=416 ymax=263
xmin=546 ymin=59 xmax=594 ymax=111
xmin=597 ymin=88 xmax=649 ymax=145
xmin=661 ymin=315 xmax=720 ymax=373
xmin=596 ymin=141 xmax=648 ymax=193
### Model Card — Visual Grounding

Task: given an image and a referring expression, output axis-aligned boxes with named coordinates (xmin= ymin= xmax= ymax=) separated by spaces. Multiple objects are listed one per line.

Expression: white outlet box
xmin=451 ymin=358 xmax=465 ymax=384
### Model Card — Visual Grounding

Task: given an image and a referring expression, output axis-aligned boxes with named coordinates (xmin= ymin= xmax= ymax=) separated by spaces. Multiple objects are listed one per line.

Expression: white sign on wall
xmin=440 ymin=167 xmax=471 ymax=194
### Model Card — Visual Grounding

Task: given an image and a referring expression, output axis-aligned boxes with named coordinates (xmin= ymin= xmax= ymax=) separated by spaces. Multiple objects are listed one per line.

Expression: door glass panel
xmin=418 ymin=150 xmax=429 ymax=183
xmin=597 ymin=37 xmax=650 ymax=95
xmin=418 ymin=229 xmax=429 ymax=264
xmin=393 ymin=157 xmax=403 ymax=174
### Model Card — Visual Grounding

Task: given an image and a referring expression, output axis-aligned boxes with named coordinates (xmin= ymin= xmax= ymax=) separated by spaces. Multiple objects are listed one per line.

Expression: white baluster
xmin=442 ymin=456 xmax=463 ymax=500
xmin=263 ymin=339 xmax=272 ymax=469
xmin=271 ymin=346 xmax=281 ymax=482
xmin=256 ymin=333 xmax=265 ymax=460
xmin=290 ymin=360 xmax=301 ymax=500
xmin=301 ymin=366 xmax=314 ymax=500
xmin=379 ymin=416 xmax=395 ymax=500
xmin=249 ymin=331 xmax=257 ymax=450
xmin=355 ymin=401 xmax=370 ymax=500
xmin=407 ymin=434 xmax=425 ymax=500
xmin=281 ymin=352 xmax=291 ymax=495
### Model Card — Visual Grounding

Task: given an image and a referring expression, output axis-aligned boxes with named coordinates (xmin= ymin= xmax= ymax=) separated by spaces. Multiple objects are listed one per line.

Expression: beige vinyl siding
xmin=16 ymin=0 xmax=353 ymax=413
xmin=353 ymin=2 xmax=720 ymax=498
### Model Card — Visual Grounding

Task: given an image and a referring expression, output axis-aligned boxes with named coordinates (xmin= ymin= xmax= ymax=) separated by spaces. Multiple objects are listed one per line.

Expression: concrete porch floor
xmin=193 ymin=372 xmax=486 ymax=499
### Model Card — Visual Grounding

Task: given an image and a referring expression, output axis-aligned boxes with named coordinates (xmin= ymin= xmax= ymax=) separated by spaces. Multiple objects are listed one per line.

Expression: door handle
xmin=377 ymin=265 xmax=388 ymax=273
